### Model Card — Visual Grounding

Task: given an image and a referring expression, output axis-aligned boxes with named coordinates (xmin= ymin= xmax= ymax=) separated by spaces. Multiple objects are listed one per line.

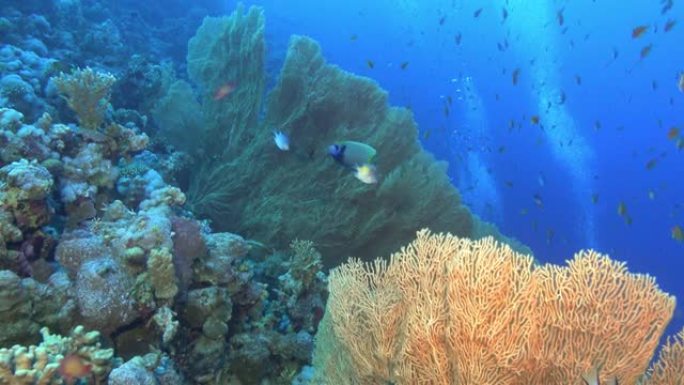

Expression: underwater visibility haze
xmin=0 ymin=0 xmax=683 ymax=384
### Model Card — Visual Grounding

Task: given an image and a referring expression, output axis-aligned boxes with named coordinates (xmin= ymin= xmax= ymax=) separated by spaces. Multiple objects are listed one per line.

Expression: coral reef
xmin=0 ymin=269 xmax=75 ymax=348
xmin=0 ymin=325 xmax=114 ymax=385
xmin=0 ymin=160 xmax=53 ymax=240
xmin=4 ymin=2 xmax=682 ymax=385
xmin=0 ymin=45 xmax=51 ymax=121
xmin=313 ymin=229 xmax=676 ymax=385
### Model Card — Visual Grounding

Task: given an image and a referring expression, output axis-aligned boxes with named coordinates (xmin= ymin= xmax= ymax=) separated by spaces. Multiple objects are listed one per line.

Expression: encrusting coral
xmin=313 ymin=229 xmax=677 ymax=385
xmin=0 ymin=325 xmax=114 ymax=385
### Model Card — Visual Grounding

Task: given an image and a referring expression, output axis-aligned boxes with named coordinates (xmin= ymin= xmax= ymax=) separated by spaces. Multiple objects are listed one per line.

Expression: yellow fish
xmin=354 ymin=164 xmax=378 ymax=184
xmin=673 ymin=225 xmax=684 ymax=242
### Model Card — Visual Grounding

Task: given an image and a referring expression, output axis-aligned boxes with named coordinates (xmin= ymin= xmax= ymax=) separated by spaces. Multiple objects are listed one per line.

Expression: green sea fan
xmin=154 ymin=5 xmax=526 ymax=265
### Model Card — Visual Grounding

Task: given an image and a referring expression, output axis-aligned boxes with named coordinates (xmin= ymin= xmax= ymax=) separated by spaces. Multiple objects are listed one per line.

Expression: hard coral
xmin=0 ymin=326 xmax=114 ymax=385
xmin=52 ymin=67 xmax=115 ymax=130
xmin=170 ymin=216 xmax=206 ymax=291
xmin=0 ymin=160 xmax=53 ymax=230
xmin=75 ymin=258 xmax=138 ymax=333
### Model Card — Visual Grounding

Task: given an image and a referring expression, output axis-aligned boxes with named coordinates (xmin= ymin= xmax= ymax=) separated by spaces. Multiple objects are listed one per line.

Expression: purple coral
xmin=170 ymin=216 xmax=206 ymax=292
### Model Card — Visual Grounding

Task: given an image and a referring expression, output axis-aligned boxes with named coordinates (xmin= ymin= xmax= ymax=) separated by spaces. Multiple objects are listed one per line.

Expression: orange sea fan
xmin=313 ymin=229 xmax=677 ymax=385
xmin=525 ymin=251 xmax=675 ymax=385
xmin=645 ymin=327 xmax=684 ymax=385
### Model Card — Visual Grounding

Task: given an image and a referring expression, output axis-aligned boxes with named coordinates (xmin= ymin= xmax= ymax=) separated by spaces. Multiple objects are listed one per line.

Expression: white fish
xmin=537 ymin=172 xmax=546 ymax=187
xmin=273 ymin=130 xmax=290 ymax=151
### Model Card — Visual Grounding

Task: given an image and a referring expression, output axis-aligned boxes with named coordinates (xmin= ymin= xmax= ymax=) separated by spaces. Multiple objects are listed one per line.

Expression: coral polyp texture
xmin=313 ymin=229 xmax=677 ymax=385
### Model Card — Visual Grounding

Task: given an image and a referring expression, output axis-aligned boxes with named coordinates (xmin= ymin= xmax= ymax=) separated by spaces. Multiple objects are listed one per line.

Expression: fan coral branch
xmin=645 ymin=327 xmax=684 ymax=385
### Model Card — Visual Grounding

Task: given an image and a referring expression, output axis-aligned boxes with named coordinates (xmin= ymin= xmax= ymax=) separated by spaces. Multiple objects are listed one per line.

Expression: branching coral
xmin=313 ymin=229 xmax=676 ymax=385
xmin=52 ymin=67 xmax=115 ymax=130
xmin=0 ymin=326 xmax=114 ymax=385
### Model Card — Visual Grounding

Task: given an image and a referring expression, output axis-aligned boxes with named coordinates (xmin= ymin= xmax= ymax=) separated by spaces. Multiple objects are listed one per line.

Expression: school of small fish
xmin=263 ymin=0 xmax=682 ymax=245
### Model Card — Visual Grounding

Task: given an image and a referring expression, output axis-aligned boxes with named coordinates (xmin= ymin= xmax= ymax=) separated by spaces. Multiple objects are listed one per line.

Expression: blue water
xmin=226 ymin=0 xmax=684 ymax=335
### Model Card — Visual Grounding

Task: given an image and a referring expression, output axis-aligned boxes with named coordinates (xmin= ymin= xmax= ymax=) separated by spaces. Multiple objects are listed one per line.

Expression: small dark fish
xmin=498 ymin=145 xmax=506 ymax=153
xmin=591 ymin=193 xmax=599 ymax=204
xmin=557 ymin=8 xmax=565 ymax=26
xmin=512 ymin=68 xmax=521 ymax=85
xmin=668 ymin=127 xmax=680 ymax=140
xmin=533 ymin=193 xmax=543 ymax=208
xmin=640 ymin=44 xmax=653 ymax=59
xmin=652 ymin=80 xmax=658 ymax=90
xmin=350 ymin=34 xmax=358 ymax=41
xmin=502 ymin=8 xmax=508 ymax=23
xmin=498 ymin=39 xmax=509 ymax=51
xmin=531 ymin=115 xmax=540 ymax=124
xmin=400 ymin=61 xmax=409 ymax=70
xmin=632 ymin=25 xmax=649 ymax=39
xmin=422 ymin=129 xmax=432 ymax=140
xmin=645 ymin=158 xmax=658 ymax=170
xmin=366 ymin=59 xmax=375 ymax=69
xmin=439 ymin=15 xmax=446 ymax=25
xmin=617 ymin=201 xmax=628 ymax=216
xmin=454 ymin=32 xmax=462 ymax=45
xmin=664 ymin=19 xmax=677 ymax=32
xmin=575 ymin=74 xmax=582 ymax=85
xmin=559 ymin=91 xmax=566 ymax=104
xmin=505 ymin=180 xmax=514 ymax=188
xmin=443 ymin=105 xmax=450 ymax=117
xmin=473 ymin=8 xmax=483 ymax=18
xmin=546 ymin=228 xmax=555 ymax=245
xmin=661 ymin=0 xmax=674 ymax=14
xmin=447 ymin=96 xmax=453 ymax=106
xmin=605 ymin=47 xmax=619 ymax=68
